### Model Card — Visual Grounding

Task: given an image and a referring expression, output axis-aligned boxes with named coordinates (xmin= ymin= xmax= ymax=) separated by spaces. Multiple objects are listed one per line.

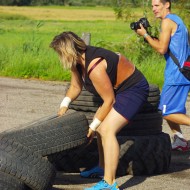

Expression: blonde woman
xmin=50 ymin=31 xmax=149 ymax=190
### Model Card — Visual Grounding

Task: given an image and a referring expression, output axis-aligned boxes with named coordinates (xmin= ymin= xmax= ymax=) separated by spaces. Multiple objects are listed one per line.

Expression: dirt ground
xmin=1 ymin=76 xmax=190 ymax=190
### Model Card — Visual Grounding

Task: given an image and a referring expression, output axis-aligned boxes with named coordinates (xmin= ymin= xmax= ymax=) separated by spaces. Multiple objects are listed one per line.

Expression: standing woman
xmin=50 ymin=31 xmax=149 ymax=190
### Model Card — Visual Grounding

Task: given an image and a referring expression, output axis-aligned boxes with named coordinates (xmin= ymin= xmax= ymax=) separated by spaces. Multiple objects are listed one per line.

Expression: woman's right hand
xmin=87 ymin=127 xmax=96 ymax=144
xmin=58 ymin=107 xmax=68 ymax=116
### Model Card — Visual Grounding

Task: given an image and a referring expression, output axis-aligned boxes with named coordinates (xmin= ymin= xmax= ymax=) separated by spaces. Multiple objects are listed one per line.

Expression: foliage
xmin=0 ymin=0 xmax=115 ymax=6
xmin=0 ymin=13 xmax=28 ymax=20
xmin=173 ymin=0 xmax=190 ymax=29
xmin=0 ymin=6 xmax=166 ymax=88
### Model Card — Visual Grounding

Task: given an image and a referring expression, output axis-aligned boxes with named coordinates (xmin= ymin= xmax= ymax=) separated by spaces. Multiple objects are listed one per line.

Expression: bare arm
xmin=85 ymin=58 xmax=115 ymax=142
xmin=136 ymin=18 xmax=174 ymax=54
xmin=58 ymin=65 xmax=83 ymax=116
xmin=65 ymin=65 xmax=83 ymax=100
xmin=88 ymin=58 xmax=115 ymax=122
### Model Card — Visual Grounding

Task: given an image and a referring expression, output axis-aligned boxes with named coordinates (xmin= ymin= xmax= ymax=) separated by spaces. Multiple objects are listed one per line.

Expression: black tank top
xmin=77 ymin=46 xmax=119 ymax=95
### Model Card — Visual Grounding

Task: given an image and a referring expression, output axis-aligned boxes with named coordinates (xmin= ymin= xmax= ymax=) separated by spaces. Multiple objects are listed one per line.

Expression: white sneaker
xmin=172 ymin=134 xmax=189 ymax=151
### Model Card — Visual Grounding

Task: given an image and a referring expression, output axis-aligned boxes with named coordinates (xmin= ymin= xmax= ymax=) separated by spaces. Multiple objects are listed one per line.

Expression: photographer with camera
xmin=134 ymin=0 xmax=190 ymax=151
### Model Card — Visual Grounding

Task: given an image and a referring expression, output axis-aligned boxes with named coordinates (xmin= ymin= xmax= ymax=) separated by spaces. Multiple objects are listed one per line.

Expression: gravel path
xmin=1 ymin=76 xmax=190 ymax=190
xmin=0 ymin=77 xmax=69 ymax=132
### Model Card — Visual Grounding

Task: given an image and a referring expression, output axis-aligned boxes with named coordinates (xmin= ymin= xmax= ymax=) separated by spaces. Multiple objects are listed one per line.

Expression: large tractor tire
xmin=117 ymin=133 xmax=171 ymax=176
xmin=48 ymin=141 xmax=98 ymax=173
xmin=1 ymin=111 xmax=88 ymax=157
xmin=48 ymin=132 xmax=171 ymax=176
xmin=0 ymin=136 xmax=56 ymax=190
xmin=0 ymin=171 xmax=27 ymax=190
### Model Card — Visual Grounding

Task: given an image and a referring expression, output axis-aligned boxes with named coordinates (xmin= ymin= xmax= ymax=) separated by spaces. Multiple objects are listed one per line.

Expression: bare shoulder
xmin=88 ymin=57 xmax=107 ymax=75
xmin=161 ymin=18 xmax=177 ymax=33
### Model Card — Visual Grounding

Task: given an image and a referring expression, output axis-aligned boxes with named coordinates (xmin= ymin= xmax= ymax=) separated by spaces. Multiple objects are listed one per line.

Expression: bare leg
xmin=164 ymin=113 xmax=190 ymax=136
xmin=95 ymin=107 xmax=105 ymax=169
xmin=166 ymin=120 xmax=182 ymax=134
xmin=103 ymin=133 xmax=120 ymax=184
xmin=96 ymin=133 xmax=104 ymax=168
xmin=97 ymin=108 xmax=127 ymax=185
xmin=164 ymin=113 xmax=190 ymax=127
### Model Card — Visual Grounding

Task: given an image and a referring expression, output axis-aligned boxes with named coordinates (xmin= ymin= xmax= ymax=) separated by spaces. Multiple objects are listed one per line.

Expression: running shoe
xmin=84 ymin=179 xmax=120 ymax=190
xmin=80 ymin=166 xmax=104 ymax=178
xmin=172 ymin=134 xmax=189 ymax=151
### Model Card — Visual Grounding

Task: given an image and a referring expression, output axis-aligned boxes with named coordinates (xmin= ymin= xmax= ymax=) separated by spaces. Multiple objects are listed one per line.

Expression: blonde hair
xmin=50 ymin=31 xmax=87 ymax=69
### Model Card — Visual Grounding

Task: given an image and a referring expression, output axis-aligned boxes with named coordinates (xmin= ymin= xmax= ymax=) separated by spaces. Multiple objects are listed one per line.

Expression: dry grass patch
xmin=0 ymin=6 xmax=115 ymax=21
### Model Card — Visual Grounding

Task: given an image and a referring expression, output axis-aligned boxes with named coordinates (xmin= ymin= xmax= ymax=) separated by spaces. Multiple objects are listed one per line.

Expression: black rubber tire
xmin=117 ymin=133 xmax=171 ymax=176
xmin=0 ymin=171 xmax=27 ymax=190
xmin=69 ymin=84 xmax=160 ymax=113
xmin=138 ymin=84 xmax=160 ymax=113
xmin=118 ymin=111 xmax=163 ymax=136
xmin=48 ymin=133 xmax=171 ymax=176
xmin=75 ymin=111 xmax=162 ymax=136
xmin=0 ymin=136 xmax=56 ymax=190
xmin=1 ymin=111 xmax=89 ymax=156
xmin=48 ymin=141 xmax=98 ymax=172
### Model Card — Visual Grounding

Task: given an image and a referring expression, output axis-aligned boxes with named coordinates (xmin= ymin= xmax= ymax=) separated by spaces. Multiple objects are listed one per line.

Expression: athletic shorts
xmin=159 ymin=84 xmax=190 ymax=116
xmin=113 ymin=77 xmax=149 ymax=121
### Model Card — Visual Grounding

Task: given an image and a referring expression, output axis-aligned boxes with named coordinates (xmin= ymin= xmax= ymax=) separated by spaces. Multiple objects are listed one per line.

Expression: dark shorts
xmin=113 ymin=77 xmax=149 ymax=121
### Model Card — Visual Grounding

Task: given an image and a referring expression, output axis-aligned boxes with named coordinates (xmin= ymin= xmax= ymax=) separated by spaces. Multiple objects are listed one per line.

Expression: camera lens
xmin=130 ymin=18 xmax=150 ymax=31
xmin=130 ymin=22 xmax=136 ymax=30
xmin=139 ymin=18 xmax=150 ymax=29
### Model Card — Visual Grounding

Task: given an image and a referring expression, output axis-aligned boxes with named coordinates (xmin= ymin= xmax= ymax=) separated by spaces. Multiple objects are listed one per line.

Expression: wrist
xmin=89 ymin=118 xmax=101 ymax=131
xmin=60 ymin=97 xmax=71 ymax=108
xmin=143 ymin=33 xmax=149 ymax=38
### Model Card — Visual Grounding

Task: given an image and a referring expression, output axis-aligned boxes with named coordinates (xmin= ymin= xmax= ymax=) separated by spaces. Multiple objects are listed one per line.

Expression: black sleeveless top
xmin=77 ymin=46 xmax=119 ymax=95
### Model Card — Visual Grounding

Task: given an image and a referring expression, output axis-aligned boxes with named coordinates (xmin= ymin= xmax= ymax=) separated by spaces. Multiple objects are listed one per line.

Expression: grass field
xmin=0 ymin=6 xmax=165 ymax=88
xmin=0 ymin=6 xmax=116 ymax=20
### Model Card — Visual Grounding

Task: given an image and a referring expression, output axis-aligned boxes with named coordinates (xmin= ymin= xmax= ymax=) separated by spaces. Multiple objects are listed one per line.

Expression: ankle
xmin=104 ymin=178 xmax=115 ymax=186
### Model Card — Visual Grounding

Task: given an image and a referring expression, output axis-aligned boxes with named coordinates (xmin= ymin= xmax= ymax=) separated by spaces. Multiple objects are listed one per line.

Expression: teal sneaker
xmin=80 ymin=166 xmax=104 ymax=178
xmin=84 ymin=179 xmax=120 ymax=190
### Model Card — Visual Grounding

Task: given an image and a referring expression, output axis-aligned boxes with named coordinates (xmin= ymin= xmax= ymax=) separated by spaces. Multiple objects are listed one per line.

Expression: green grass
xmin=0 ymin=7 xmax=165 ymax=89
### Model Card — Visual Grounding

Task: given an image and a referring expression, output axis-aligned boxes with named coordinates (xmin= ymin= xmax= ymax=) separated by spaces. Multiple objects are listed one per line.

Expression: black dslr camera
xmin=130 ymin=17 xmax=150 ymax=30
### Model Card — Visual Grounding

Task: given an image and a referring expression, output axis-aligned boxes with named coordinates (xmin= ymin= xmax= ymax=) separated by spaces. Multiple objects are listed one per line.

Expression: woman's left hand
xmin=87 ymin=128 xmax=96 ymax=144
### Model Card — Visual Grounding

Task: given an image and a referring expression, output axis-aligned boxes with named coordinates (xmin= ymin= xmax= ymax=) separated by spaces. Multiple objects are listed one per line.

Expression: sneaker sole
xmin=172 ymin=146 xmax=189 ymax=152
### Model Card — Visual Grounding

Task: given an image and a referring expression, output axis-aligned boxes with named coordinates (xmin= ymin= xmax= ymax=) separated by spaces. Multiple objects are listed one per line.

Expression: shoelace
xmin=94 ymin=179 xmax=110 ymax=188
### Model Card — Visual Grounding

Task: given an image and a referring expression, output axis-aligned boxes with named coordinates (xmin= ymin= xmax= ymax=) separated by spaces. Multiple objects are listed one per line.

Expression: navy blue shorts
xmin=113 ymin=78 xmax=149 ymax=121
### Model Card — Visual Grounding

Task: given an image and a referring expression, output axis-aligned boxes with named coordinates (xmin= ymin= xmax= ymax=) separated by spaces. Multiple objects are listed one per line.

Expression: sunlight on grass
xmin=0 ymin=6 xmax=115 ymax=21
xmin=0 ymin=6 xmax=165 ymax=88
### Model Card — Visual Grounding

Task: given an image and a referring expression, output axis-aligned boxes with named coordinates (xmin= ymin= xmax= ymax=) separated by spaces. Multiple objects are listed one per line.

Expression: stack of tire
xmin=48 ymin=84 xmax=172 ymax=177
xmin=0 ymin=111 xmax=89 ymax=190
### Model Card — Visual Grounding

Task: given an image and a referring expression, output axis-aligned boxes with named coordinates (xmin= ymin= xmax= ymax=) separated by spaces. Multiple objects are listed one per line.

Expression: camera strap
xmin=168 ymin=31 xmax=190 ymax=69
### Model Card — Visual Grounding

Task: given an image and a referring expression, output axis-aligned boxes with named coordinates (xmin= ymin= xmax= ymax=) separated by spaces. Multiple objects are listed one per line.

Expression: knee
xmin=97 ymin=125 xmax=112 ymax=139
xmin=163 ymin=114 xmax=171 ymax=121
xmin=97 ymin=126 xmax=107 ymax=138
xmin=163 ymin=115 xmax=168 ymax=120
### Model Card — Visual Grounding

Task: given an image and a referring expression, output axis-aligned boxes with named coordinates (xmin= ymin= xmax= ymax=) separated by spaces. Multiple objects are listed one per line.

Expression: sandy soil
xmin=1 ymin=76 xmax=190 ymax=190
